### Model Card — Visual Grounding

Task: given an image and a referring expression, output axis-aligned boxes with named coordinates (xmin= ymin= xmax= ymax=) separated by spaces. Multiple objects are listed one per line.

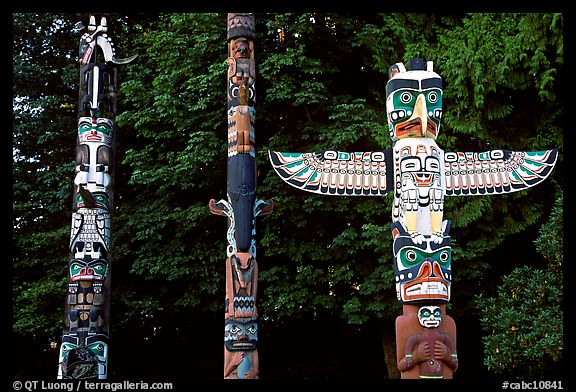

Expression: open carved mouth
xmin=413 ymin=172 xmax=434 ymax=186
xmin=225 ymin=340 xmax=257 ymax=351
xmin=399 ymin=119 xmax=422 ymax=131
xmin=396 ymin=117 xmax=438 ymax=139
xmin=422 ymin=320 xmax=440 ymax=328
xmin=396 ymin=119 xmax=423 ymax=137
xmin=402 ymin=279 xmax=449 ymax=301
xmin=71 ymin=274 xmax=103 ymax=281
xmin=71 ymin=268 xmax=103 ymax=281
xmin=232 ymin=341 xmax=255 ymax=347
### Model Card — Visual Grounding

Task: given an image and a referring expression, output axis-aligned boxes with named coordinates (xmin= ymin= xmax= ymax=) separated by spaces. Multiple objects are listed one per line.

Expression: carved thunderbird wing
xmin=269 ymin=149 xmax=394 ymax=196
xmin=444 ymin=149 xmax=558 ymax=196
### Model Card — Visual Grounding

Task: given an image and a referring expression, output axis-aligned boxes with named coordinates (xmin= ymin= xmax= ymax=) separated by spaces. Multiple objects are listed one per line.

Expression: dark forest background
xmin=12 ymin=12 xmax=565 ymax=383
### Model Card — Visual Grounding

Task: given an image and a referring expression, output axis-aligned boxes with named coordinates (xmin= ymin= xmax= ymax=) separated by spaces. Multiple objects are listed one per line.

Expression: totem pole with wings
xmin=57 ymin=15 xmax=136 ymax=379
xmin=268 ymin=58 xmax=558 ymax=379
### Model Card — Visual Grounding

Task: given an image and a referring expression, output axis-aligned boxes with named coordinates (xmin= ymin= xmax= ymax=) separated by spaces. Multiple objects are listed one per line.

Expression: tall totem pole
xmin=57 ymin=15 xmax=136 ymax=379
xmin=209 ymin=13 xmax=274 ymax=379
xmin=268 ymin=58 xmax=558 ymax=379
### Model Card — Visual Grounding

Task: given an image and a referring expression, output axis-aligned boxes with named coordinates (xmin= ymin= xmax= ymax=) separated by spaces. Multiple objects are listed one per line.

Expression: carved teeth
xmin=405 ymin=281 xmax=447 ymax=296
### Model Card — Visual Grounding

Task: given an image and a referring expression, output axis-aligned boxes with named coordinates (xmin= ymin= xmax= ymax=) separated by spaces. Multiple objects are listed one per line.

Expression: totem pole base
xmin=395 ymin=304 xmax=458 ymax=379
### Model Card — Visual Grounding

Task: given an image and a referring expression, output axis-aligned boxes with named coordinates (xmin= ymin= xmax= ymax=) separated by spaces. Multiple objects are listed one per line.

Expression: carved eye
xmin=439 ymin=250 xmax=450 ymax=263
xmin=425 ymin=157 xmax=440 ymax=172
xmin=401 ymin=157 xmax=421 ymax=172
xmin=400 ymin=92 xmax=412 ymax=104
xmin=229 ymin=325 xmax=241 ymax=334
xmin=247 ymin=324 xmax=257 ymax=335
xmin=406 ymin=250 xmax=417 ymax=262
xmin=428 ymin=91 xmax=438 ymax=103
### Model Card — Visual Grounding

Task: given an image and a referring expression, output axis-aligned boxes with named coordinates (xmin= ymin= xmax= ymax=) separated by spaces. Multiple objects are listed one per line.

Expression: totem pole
xmin=57 ymin=15 xmax=136 ymax=379
xmin=209 ymin=13 xmax=274 ymax=379
xmin=268 ymin=58 xmax=558 ymax=378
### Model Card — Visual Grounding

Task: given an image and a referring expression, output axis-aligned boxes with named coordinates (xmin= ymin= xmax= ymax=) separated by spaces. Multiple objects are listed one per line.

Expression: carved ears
xmin=388 ymin=58 xmax=436 ymax=79
xmin=388 ymin=62 xmax=406 ymax=79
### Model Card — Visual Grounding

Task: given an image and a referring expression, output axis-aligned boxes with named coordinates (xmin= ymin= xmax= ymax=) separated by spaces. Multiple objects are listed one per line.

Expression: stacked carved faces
xmin=59 ymin=15 xmax=127 ymax=380
xmin=386 ymin=59 xmax=452 ymax=305
xmin=222 ymin=13 xmax=260 ymax=380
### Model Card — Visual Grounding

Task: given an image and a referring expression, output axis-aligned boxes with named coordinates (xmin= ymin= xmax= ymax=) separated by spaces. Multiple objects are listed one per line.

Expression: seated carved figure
xmin=396 ymin=305 xmax=458 ymax=379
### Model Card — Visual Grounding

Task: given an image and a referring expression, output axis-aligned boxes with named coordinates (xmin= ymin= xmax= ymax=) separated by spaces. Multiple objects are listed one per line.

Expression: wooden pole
xmin=210 ymin=13 xmax=274 ymax=379
xmin=58 ymin=15 xmax=136 ymax=379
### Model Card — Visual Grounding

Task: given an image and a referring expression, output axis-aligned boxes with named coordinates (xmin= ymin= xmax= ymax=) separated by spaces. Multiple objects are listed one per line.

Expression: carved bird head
xmin=386 ymin=59 xmax=443 ymax=142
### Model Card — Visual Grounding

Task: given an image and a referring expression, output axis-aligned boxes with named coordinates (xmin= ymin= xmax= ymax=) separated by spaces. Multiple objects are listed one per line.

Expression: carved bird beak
xmin=411 ymin=94 xmax=428 ymax=137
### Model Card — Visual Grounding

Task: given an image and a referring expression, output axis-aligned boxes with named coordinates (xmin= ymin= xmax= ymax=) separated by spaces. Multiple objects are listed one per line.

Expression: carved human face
xmin=398 ymin=141 xmax=443 ymax=194
xmin=77 ymin=117 xmax=113 ymax=144
xmin=392 ymin=221 xmax=452 ymax=303
xmin=386 ymin=61 xmax=443 ymax=141
xmin=418 ymin=305 xmax=442 ymax=328
xmin=75 ymin=191 xmax=110 ymax=210
xmin=232 ymin=38 xmax=251 ymax=59
xmin=69 ymin=258 xmax=108 ymax=281
xmin=224 ymin=319 xmax=258 ymax=351
xmin=59 ymin=334 xmax=108 ymax=379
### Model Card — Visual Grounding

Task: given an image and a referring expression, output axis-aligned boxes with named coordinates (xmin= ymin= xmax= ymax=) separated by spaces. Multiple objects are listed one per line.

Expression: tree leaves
xmin=475 ymin=189 xmax=563 ymax=377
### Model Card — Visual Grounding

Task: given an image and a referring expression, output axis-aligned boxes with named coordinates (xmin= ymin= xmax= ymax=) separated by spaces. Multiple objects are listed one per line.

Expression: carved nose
xmin=416 ymin=261 xmax=432 ymax=278
xmin=416 ymin=260 xmax=442 ymax=278
xmin=412 ymin=94 xmax=428 ymax=137
xmin=80 ymin=267 xmax=94 ymax=275
xmin=432 ymin=261 xmax=443 ymax=278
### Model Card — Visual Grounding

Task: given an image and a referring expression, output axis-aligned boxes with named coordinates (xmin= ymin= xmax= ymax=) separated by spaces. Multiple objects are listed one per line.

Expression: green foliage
xmin=534 ymin=189 xmax=563 ymax=273
xmin=113 ymin=14 xmax=227 ymax=318
xmin=436 ymin=13 xmax=563 ymax=150
xmin=13 ymin=13 xmax=81 ymax=339
xmin=14 ymin=276 xmax=67 ymax=335
xmin=476 ymin=267 xmax=563 ymax=378
xmin=475 ymin=190 xmax=563 ymax=378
